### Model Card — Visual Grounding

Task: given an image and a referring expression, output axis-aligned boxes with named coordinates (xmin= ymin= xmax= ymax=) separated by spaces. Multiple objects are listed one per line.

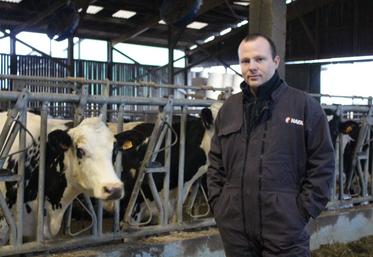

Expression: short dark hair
xmin=242 ymin=33 xmax=277 ymax=59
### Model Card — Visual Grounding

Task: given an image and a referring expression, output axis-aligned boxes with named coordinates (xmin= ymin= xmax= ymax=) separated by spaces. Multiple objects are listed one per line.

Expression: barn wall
xmin=0 ymin=53 xmax=185 ymax=92
xmin=285 ymin=63 xmax=321 ymax=93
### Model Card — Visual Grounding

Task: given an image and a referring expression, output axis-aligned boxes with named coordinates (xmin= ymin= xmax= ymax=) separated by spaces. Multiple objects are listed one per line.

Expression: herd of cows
xmin=0 ymin=103 xmax=368 ymax=245
xmin=0 ymin=103 xmax=221 ymax=244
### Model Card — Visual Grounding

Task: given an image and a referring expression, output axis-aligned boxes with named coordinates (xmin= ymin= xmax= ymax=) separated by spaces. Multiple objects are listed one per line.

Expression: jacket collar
xmin=240 ymin=71 xmax=282 ymax=102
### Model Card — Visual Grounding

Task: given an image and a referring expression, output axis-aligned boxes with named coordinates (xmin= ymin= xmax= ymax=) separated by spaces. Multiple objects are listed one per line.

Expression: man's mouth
xmin=249 ymin=75 xmax=260 ymax=80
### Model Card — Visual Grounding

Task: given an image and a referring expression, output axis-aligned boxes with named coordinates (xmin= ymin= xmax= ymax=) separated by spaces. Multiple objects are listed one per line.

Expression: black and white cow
xmin=105 ymin=103 xmax=221 ymax=224
xmin=0 ymin=112 xmax=124 ymax=243
xmin=325 ymin=109 xmax=362 ymax=194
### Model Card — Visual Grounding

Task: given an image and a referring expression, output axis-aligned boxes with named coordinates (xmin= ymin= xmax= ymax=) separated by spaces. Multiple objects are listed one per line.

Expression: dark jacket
xmin=207 ymin=81 xmax=335 ymax=248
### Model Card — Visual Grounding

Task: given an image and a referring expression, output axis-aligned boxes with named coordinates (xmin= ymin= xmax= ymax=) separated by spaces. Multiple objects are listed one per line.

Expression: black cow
xmin=105 ymin=103 xmax=221 ymax=224
xmin=325 ymin=109 xmax=363 ymax=195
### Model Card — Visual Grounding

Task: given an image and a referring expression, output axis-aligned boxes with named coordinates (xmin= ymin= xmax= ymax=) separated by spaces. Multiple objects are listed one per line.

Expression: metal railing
xmin=0 ymin=75 xmax=224 ymax=256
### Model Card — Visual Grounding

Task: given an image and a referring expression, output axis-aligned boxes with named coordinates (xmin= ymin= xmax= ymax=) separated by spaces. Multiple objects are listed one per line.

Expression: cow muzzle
xmin=103 ymin=183 xmax=124 ymax=200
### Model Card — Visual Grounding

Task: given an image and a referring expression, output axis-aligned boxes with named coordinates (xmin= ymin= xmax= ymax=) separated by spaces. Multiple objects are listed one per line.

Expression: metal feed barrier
xmin=0 ymin=75 xmax=225 ymax=256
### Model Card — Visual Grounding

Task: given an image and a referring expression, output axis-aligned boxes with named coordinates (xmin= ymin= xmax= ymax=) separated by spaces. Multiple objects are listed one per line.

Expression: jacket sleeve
xmin=207 ymin=112 xmax=226 ymax=211
xmin=300 ymin=101 xmax=335 ymax=219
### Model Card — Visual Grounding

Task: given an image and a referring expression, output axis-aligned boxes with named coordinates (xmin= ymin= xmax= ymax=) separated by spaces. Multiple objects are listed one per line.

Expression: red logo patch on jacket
xmin=285 ymin=117 xmax=304 ymax=126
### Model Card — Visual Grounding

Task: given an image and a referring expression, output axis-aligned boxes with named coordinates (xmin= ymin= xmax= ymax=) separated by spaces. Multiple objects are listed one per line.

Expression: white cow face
xmin=64 ymin=117 xmax=124 ymax=200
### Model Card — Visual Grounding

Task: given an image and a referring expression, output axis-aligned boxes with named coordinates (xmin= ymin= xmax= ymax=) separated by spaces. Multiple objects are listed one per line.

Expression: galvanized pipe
xmin=338 ymin=133 xmax=344 ymax=200
xmin=113 ymin=104 xmax=125 ymax=232
xmin=163 ymin=98 xmax=173 ymax=224
xmin=0 ymin=218 xmax=216 ymax=256
xmin=177 ymin=106 xmax=187 ymax=224
xmin=36 ymin=102 xmax=48 ymax=243
xmin=0 ymin=91 xmax=216 ymax=107
xmin=0 ymin=74 xmax=227 ymax=92
xmin=15 ymin=110 xmax=26 ymax=245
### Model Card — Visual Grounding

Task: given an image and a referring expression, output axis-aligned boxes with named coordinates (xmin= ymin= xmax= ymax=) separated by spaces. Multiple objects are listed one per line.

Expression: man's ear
xmin=47 ymin=129 xmax=73 ymax=152
xmin=274 ymin=55 xmax=280 ymax=67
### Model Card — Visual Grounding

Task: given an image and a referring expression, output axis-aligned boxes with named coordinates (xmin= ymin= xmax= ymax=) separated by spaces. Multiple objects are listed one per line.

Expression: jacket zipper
xmin=241 ymin=136 xmax=249 ymax=235
xmin=258 ymin=121 xmax=268 ymax=243
xmin=240 ymin=99 xmax=253 ymax=235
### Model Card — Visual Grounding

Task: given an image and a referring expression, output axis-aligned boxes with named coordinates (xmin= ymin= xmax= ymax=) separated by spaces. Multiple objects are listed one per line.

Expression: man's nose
xmin=248 ymin=62 xmax=257 ymax=70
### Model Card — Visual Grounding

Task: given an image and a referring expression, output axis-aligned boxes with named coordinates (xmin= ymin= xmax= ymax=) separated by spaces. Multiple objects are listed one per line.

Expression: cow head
xmin=63 ymin=117 xmax=124 ymax=200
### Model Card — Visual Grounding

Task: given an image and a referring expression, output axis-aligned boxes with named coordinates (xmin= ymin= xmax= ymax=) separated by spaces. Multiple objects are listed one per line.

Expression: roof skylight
xmin=112 ymin=10 xmax=136 ymax=19
xmin=0 ymin=0 xmax=22 ymax=3
xmin=187 ymin=21 xmax=208 ymax=30
xmin=86 ymin=5 xmax=103 ymax=15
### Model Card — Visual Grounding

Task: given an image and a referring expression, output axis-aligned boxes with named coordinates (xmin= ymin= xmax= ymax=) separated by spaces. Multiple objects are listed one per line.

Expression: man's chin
xmin=248 ymin=82 xmax=262 ymax=88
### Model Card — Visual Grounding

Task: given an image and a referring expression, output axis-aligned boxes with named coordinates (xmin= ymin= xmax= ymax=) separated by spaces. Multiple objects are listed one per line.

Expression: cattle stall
xmin=0 ymin=75 xmax=225 ymax=256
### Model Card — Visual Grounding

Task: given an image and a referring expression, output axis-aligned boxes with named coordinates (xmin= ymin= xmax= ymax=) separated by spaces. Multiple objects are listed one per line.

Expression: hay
xmin=312 ymin=236 xmax=373 ymax=257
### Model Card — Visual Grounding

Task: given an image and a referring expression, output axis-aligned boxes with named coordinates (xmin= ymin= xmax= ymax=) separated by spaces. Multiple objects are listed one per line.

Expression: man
xmin=207 ymin=33 xmax=335 ymax=257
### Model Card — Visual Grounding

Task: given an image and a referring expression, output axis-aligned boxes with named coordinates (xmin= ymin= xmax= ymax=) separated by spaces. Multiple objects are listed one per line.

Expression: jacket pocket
xmin=262 ymin=191 xmax=309 ymax=243
xmin=217 ymin=122 xmax=242 ymax=137
xmin=296 ymin=195 xmax=310 ymax=223
xmin=213 ymin=184 xmax=242 ymax=230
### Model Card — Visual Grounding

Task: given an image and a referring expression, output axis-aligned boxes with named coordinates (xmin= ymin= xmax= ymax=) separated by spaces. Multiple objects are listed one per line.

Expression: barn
xmin=1 ymin=0 xmax=373 ymax=256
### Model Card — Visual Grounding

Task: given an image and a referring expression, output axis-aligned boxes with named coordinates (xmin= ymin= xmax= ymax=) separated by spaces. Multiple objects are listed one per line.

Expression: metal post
xmin=100 ymin=80 xmax=110 ymax=122
xmin=15 ymin=110 xmax=26 ymax=245
xmin=37 ymin=102 xmax=48 ymax=242
xmin=177 ymin=106 xmax=187 ymax=224
xmin=114 ymin=104 xmax=125 ymax=231
xmin=163 ymin=98 xmax=173 ymax=224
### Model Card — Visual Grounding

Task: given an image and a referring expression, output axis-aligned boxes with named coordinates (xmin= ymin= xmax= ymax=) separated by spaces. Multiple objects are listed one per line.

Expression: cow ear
xmin=200 ymin=108 xmax=213 ymax=129
xmin=122 ymin=140 xmax=134 ymax=150
xmin=48 ymin=129 xmax=73 ymax=152
xmin=115 ymin=130 xmax=145 ymax=151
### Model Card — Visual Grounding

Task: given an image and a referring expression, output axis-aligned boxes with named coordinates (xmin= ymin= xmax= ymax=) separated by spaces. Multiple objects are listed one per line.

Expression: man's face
xmin=238 ymin=37 xmax=280 ymax=90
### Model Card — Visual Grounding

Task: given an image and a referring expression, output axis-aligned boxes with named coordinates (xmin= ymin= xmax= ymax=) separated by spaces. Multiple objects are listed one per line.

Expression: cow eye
xmin=76 ymin=147 xmax=85 ymax=159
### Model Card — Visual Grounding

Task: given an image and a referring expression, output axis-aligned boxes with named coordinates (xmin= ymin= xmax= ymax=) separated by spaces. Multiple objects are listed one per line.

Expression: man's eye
xmin=76 ymin=147 xmax=85 ymax=159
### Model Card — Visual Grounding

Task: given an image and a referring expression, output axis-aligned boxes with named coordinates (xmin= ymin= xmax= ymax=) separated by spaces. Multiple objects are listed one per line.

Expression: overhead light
xmin=86 ymin=5 xmax=104 ymax=14
xmin=0 ymin=0 xmax=22 ymax=3
xmin=189 ymin=45 xmax=197 ymax=50
xmin=204 ymin=36 xmax=215 ymax=43
xmin=158 ymin=20 xmax=166 ymax=25
xmin=112 ymin=10 xmax=136 ymax=19
xmin=233 ymin=1 xmax=249 ymax=6
xmin=220 ymin=28 xmax=232 ymax=36
xmin=286 ymin=0 xmax=296 ymax=3
xmin=187 ymin=21 xmax=208 ymax=30
xmin=237 ymin=20 xmax=248 ymax=27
